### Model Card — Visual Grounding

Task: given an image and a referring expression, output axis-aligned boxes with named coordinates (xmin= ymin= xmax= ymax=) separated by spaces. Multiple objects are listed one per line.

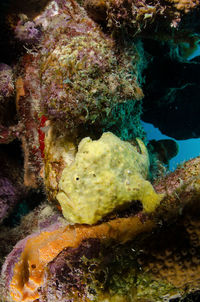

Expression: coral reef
xmin=0 ymin=176 xmax=17 ymax=224
xmin=2 ymin=157 xmax=200 ymax=301
xmin=0 ymin=63 xmax=17 ymax=134
xmin=81 ymin=0 xmax=200 ymax=34
xmin=0 ymin=0 xmax=144 ymax=188
xmin=0 ymin=63 xmax=14 ymax=101
xmin=14 ymin=19 xmax=42 ymax=44
xmin=0 ymin=145 xmax=24 ymax=224
xmin=37 ymin=0 xmax=142 ymax=127
xmin=0 ymin=201 xmax=63 ymax=268
xmin=1 ymin=0 xmax=200 ymax=301
xmin=138 ymin=203 xmax=200 ymax=295
xmin=102 ymin=98 xmax=145 ymax=140
xmin=2 ymin=214 xmax=153 ymax=301
xmin=44 ymin=121 xmax=78 ymax=201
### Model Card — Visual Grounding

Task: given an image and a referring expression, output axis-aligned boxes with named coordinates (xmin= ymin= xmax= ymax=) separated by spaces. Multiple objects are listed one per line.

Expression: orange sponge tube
xmin=9 ymin=215 xmax=154 ymax=301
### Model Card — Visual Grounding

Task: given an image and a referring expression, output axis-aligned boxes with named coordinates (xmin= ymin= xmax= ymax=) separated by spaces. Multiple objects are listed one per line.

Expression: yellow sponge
xmin=57 ymin=132 xmax=162 ymax=224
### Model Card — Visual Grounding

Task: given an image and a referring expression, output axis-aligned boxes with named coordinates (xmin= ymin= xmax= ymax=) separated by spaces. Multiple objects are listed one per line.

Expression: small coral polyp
xmin=57 ymin=132 xmax=162 ymax=224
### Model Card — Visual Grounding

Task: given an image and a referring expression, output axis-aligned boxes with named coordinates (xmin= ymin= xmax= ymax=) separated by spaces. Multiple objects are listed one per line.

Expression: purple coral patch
xmin=1 ymin=237 xmax=27 ymax=288
xmin=14 ymin=21 xmax=42 ymax=44
xmin=40 ymin=239 xmax=102 ymax=301
xmin=0 ymin=177 xmax=18 ymax=224
xmin=0 ymin=64 xmax=14 ymax=100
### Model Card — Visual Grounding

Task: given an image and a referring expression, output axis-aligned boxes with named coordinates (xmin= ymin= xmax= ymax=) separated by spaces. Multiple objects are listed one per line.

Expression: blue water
xmin=142 ymin=121 xmax=200 ymax=171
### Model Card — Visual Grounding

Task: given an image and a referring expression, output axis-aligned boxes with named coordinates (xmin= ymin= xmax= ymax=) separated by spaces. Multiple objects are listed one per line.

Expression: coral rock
xmin=44 ymin=121 xmax=77 ymax=201
xmin=0 ymin=147 xmax=24 ymax=224
xmin=0 ymin=63 xmax=14 ymax=101
xmin=82 ymin=0 xmax=200 ymax=32
xmin=3 ymin=156 xmax=200 ymax=301
xmin=2 ymin=215 xmax=154 ymax=302
xmin=37 ymin=0 xmax=142 ymax=127
xmin=1 ymin=0 xmax=143 ymax=188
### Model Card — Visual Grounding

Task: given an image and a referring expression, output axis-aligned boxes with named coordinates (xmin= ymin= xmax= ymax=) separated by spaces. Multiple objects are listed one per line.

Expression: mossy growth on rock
xmin=102 ymin=99 xmax=145 ymax=141
xmin=43 ymin=238 xmax=179 ymax=302
xmin=38 ymin=0 xmax=143 ymax=129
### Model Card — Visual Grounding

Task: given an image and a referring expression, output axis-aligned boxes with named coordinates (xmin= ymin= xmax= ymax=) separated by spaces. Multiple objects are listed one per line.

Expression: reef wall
xmin=0 ymin=0 xmax=200 ymax=301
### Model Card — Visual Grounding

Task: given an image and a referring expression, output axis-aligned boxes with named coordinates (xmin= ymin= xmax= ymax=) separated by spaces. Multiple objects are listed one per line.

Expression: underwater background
xmin=142 ymin=121 xmax=200 ymax=171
